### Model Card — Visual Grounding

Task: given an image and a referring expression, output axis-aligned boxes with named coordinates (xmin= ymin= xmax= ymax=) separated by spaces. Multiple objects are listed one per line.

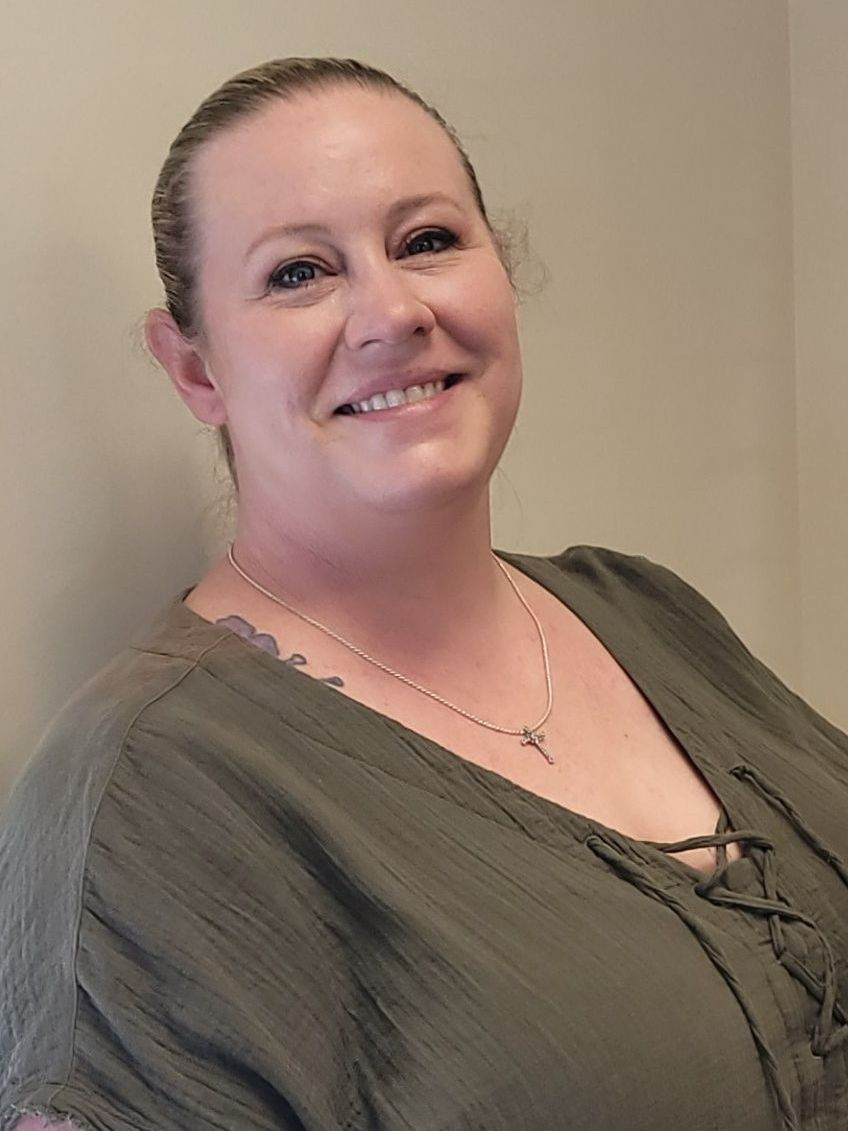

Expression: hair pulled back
xmin=150 ymin=57 xmax=508 ymax=487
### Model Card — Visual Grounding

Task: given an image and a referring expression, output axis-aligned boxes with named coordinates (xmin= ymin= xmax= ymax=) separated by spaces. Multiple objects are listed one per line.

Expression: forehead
xmin=190 ymin=87 xmax=475 ymax=238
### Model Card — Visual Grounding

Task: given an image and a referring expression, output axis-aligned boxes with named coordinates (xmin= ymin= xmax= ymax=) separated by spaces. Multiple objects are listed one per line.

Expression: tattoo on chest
xmin=215 ymin=614 xmax=345 ymax=687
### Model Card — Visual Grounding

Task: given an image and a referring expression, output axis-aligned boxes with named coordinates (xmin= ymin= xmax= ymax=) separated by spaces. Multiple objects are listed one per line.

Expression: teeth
xmin=350 ymin=377 xmax=449 ymax=414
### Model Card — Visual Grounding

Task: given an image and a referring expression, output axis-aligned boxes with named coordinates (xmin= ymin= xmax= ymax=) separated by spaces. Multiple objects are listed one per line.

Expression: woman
xmin=3 ymin=58 xmax=848 ymax=1131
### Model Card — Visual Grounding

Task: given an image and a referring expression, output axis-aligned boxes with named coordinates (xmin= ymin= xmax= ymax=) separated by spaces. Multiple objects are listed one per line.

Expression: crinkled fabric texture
xmin=3 ymin=546 xmax=848 ymax=1131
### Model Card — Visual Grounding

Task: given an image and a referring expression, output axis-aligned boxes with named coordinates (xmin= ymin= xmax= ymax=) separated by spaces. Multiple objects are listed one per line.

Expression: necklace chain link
xmin=226 ymin=544 xmax=555 ymax=763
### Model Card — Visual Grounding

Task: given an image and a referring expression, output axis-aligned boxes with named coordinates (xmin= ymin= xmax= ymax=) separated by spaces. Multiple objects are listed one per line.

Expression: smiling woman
xmin=3 ymin=56 xmax=848 ymax=1131
xmin=147 ymin=73 xmax=522 ymax=534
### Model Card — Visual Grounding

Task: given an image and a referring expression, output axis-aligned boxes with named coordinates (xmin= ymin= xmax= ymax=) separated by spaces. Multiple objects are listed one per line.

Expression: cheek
xmin=207 ymin=314 xmax=335 ymax=406
xmin=468 ymin=295 xmax=519 ymax=364
xmin=448 ymin=267 xmax=518 ymax=357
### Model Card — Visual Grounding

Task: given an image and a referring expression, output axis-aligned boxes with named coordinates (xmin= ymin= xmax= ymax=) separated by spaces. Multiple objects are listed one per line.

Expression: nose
xmin=343 ymin=262 xmax=436 ymax=351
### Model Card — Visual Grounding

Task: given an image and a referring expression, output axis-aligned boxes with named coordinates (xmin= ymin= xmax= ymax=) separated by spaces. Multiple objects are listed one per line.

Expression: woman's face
xmin=187 ymin=86 xmax=522 ymax=527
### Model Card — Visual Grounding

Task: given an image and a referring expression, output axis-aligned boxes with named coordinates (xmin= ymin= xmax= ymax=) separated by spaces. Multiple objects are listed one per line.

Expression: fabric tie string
xmin=586 ymin=832 xmax=803 ymax=1131
xmin=587 ymin=763 xmax=848 ymax=1131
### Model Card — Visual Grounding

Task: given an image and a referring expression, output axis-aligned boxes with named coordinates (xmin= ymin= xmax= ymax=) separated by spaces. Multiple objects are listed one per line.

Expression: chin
xmin=352 ymin=455 xmax=500 ymax=516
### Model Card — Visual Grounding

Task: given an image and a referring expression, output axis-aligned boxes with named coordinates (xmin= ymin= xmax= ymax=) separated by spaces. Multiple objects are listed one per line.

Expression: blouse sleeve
xmin=1 ymin=658 xmax=355 ymax=1131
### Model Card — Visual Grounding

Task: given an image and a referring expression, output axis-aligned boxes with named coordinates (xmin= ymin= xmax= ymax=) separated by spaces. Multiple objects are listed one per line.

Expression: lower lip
xmin=338 ymin=380 xmax=462 ymax=421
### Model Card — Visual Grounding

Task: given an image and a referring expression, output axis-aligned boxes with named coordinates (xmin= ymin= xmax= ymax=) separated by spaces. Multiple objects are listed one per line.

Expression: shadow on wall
xmin=3 ymin=235 xmax=226 ymax=801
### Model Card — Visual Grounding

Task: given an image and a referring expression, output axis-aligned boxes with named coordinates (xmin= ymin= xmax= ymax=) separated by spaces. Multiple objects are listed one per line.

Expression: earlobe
xmin=144 ymin=308 xmax=228 ymax=426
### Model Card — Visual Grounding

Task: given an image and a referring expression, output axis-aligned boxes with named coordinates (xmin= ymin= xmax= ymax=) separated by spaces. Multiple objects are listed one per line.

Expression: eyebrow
xmin=243 ymin=192 xmax=464 ymax=262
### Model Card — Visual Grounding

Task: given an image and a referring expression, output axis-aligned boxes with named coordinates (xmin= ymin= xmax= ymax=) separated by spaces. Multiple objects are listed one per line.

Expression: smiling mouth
xmin=335 ymin=374 xmax=463 ymax=415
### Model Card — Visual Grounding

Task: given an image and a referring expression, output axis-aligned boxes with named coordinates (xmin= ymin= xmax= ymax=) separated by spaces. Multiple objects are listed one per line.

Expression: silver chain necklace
xmin=226 ymin=544 xmax=555 ymax=764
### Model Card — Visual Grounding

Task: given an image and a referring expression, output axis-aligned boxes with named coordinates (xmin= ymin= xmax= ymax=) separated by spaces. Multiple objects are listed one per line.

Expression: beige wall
xmin=789 ymin=0 xmax=848 ymax=730
xmin=0 ymin=1 xmax=842 ymax=797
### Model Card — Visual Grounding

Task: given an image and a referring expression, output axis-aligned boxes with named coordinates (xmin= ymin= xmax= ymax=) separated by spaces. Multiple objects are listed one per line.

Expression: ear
xmin=145 ymin=308 xmax=227 ymax=426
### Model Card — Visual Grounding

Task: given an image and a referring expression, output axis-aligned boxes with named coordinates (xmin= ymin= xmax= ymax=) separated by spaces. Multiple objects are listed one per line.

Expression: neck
xmin=226 ymin=491 xmax=517 ymax=669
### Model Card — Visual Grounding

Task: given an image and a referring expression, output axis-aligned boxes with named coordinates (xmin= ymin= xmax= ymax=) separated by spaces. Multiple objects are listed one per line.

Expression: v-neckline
xmin=175 ymin=546 xmax=755 ymax=883
xmin=420 ymin=548 xmax=755 ymax=882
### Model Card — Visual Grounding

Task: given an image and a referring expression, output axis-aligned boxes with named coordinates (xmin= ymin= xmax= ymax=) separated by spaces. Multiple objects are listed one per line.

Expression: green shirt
xmin=3 ymin=546 xmax=848 ymax=1130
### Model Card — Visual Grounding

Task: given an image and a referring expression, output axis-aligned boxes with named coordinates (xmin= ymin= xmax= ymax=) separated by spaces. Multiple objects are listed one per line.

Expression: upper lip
xmin=334 ymin=369 xmax=458 ymax=411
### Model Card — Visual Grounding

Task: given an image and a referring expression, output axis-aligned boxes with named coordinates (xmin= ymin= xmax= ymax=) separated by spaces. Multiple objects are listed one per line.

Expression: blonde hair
xmin=151 ymin=57 xmax=514 ymax=488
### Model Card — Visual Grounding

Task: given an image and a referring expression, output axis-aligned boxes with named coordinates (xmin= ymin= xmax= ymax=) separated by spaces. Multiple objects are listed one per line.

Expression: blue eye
xmin=266 ymin=229 xmax=457 ymax=292
xmin=268 ymin=261 xmax=322 ymax=291
xmin=405 ymin=228 xmax=458 ymax=256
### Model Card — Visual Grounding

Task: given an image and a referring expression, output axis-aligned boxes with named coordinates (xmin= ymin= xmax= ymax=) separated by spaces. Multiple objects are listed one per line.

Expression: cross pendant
xmin=521 ymin=726 xmax=555 ymax=764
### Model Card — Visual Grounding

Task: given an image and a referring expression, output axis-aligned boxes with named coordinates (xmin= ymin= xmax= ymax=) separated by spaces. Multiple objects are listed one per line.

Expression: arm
xmin=13 ymin=1120 xmax=80 ymax=1130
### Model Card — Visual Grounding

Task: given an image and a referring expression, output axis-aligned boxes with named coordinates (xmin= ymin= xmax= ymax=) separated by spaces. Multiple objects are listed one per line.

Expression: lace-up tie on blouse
xmin=589 ymin=762 xmax=848 ymax=1131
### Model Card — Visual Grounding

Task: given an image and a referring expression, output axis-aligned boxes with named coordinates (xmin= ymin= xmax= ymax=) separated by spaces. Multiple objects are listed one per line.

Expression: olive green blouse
xmin=3 ymin=546 xmax=848 ymax=1131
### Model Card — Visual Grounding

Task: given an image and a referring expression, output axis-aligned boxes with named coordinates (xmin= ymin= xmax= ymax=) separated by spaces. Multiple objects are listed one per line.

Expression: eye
xmin=267 ymin=260 xmax=325 ymax=291
xmin=404 ymin=228 xmax=459 ymax=256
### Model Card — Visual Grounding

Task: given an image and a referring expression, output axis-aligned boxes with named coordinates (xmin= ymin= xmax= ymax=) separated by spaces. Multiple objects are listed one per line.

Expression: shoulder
xmin=550 ymin=543 xmax=725 ymax=617
xmin=1 ymin=595 xmax=330 ymax=1131
xmin=548 ymin=543 xmax=750 ymax=648
xmin=546 ymin=545 xmax=848 ymax=752
xmin=505 ymin=543 xmax=774 ymax=715
xmin=567 ymin=543 xmax=788 ymax=674
xmin=5 ymin=596 xmax=227 ymax=838
xmin=0 ymin=607 xmax=193 ymax=1128
xmin=1 ymin=589 xmax=236 ymax=994
xmin=516 ymin=543 xmax=749 ymax=670
xmin=0 ymin=592 xmax=265 ymax=969
xmin=530 ymin=543 xmax=782 ymax=716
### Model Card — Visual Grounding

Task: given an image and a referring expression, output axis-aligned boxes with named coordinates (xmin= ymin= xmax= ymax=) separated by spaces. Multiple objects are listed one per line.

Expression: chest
xmin=312 ymin=606 xmax=742 ymax=876
xmin=190 ymin=577 xmax=739 ymax=874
